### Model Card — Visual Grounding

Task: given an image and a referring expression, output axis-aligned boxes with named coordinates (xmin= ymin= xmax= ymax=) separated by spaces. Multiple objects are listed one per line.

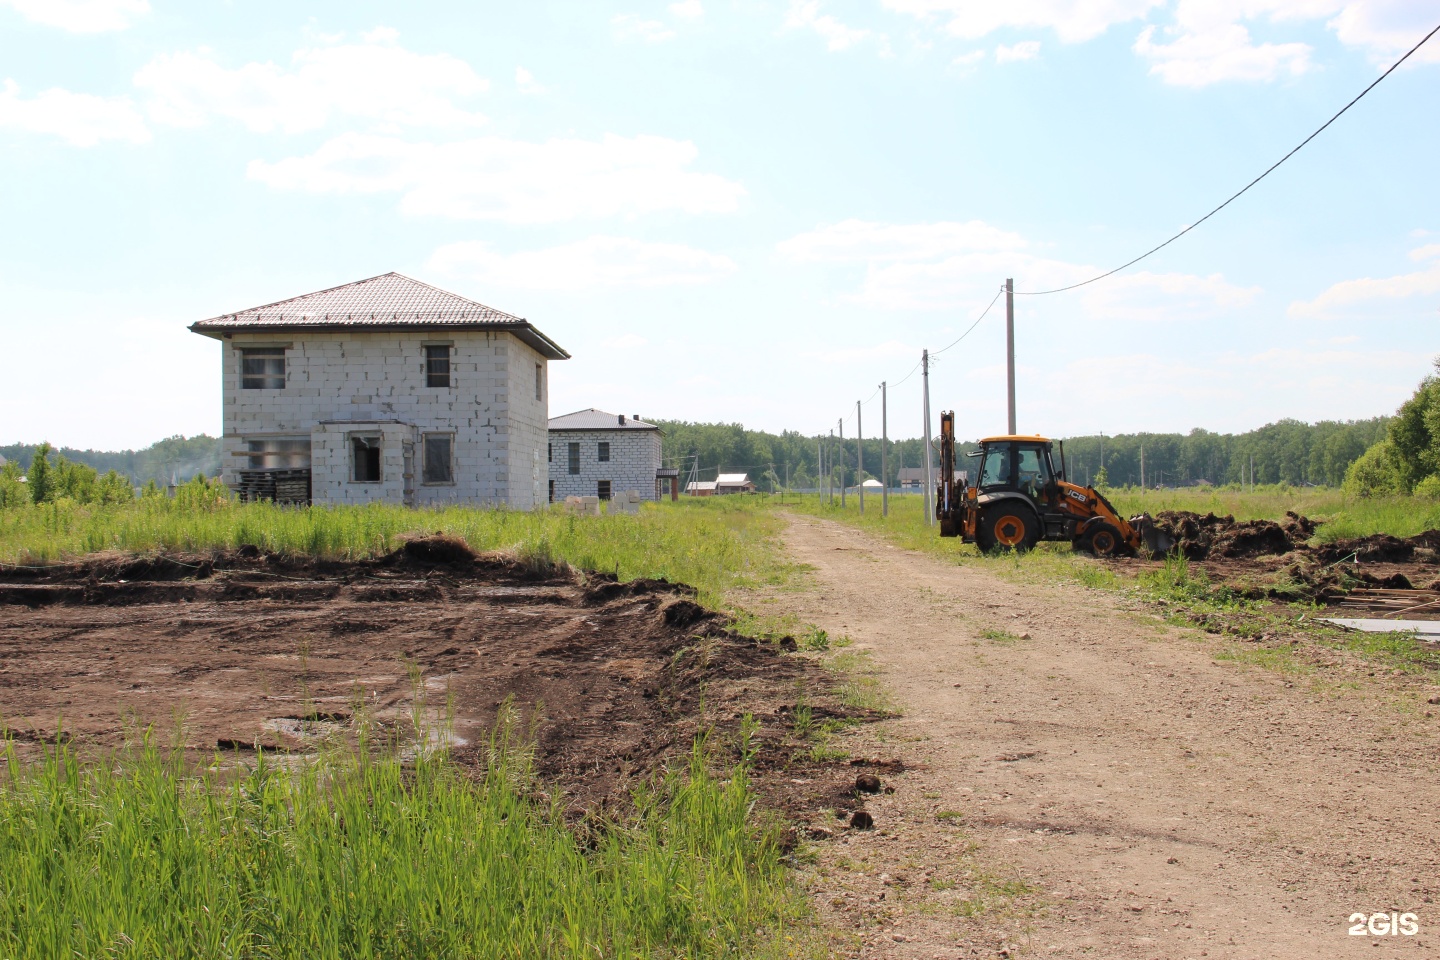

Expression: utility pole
xmin=827 ymin=430 xmax=834 ymax=503
xmin=857 ymin=400 xmax=865 ymax=515
xmin=880 ymin=381 xmax=889 ymax=518
xmin=839 ymin=419 xmax=846 ymax=507
xmin=1005 ymin=277 xmax=1016 ymax=435
xmin=922 ymin=349 xmax=934 ymax=527
xmin=816 ymin=436 xmax=822 ymax=501
xmin=1140 ymin=444 xmax=1146 ymax=495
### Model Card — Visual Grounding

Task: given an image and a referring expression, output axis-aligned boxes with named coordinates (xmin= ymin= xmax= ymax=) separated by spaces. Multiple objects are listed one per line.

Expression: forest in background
xmin=0 ymin=415 xmax=1394 ymax=495
xmin=655 ymin=417 xmax=1391 ymax=491
xmin=0 ymin=436 xmax=220 ymax=486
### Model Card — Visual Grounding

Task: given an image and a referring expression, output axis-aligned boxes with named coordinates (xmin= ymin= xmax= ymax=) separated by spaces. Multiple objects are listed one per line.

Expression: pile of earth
xmin=1150 ymin=512 xmax=1440 ymax=571
xmin=1151 ymin=510 xmax=1316 ymax=560
xmin=0 ymin=540 xmax=885 ymax=824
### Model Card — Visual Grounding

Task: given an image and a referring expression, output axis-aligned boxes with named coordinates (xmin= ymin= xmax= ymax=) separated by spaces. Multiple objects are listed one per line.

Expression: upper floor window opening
xmin=240 ymin=348 xmax=285 ymax=390
xmin=425 ymin=345 xmax=451 ymax=388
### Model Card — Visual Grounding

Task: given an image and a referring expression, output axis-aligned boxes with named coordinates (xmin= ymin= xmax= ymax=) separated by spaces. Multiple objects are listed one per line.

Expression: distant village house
xmin=686 ymin=472 xmax=756 ymax=496
xmin=547 ymin=408 xmax=676 ymax=502
xmin=190 ymin=272 xmax=568 ymax=508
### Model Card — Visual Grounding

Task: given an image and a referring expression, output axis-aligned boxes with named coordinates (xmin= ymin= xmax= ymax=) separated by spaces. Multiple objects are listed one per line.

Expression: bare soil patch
xmin=0 ymin=540 xmax=869 ymax=818
xmin=1143 ymin=511 xmax=1440 ymax=614
xmin=767 ymin=514 xmax=1440 ymax=959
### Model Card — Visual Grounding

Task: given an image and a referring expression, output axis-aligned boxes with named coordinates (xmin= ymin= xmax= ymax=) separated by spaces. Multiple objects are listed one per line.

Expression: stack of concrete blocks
xmin=564 ymin=495 xmax=601 ymax=516
xmin=218 ymin=330 xmax=552 ymax=508
xmin=609 ymin=490 xmax=642 ymax=515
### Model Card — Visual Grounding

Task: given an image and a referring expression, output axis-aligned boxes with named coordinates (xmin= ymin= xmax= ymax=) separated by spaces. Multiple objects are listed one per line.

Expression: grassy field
xmin=0 ymin=496 xmax=819 ymax=959
xmin=0 ymin=723 xmax=801 ymax=959
xmin=0 ymin=497 xmax=797 ymax=612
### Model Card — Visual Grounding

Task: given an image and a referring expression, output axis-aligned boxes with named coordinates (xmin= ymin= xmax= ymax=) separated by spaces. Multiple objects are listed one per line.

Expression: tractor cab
xmin=973 ymin=436 xmax=1060 ymax=503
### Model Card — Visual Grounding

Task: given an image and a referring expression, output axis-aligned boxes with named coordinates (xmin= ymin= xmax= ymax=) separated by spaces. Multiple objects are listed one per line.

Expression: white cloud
xmin=250 ymin=132 xmax=747 ymax=223
xmin=428 ymin=236 xmax=737 ymax=291
xmin=0 ymin=79 xmax=149 ymax=146
xmin=882 ymin=0 xmax=1162 ymax=44
xmin=134 ymin=31 xmax=489 ymax=134
xmin=811 ymin=339 xmax=919 ymax=364
xmin=612 ymin=13 xmax=677 ymax=43
xmin=785 ymin=1 xmax=873 ymax=51
xmin=1133 ymin=22 xmax=1313 ymax=85
xmin=996 ymin=40 xmax=1042 ymax=61
xmin=0 ymin=0 xmax=147 ymax=32
xmin=888 ymin=1 xmax=1437 ymax=85
xmin=515 ymin=66 xmax=545 ymax=94
xmin=1077 ymin=270 xmax=1261 ymax=320
xmin=1288 ymin=244 xmax=1440 ymax=317
xmin=669 ymin=0 xmax=704 ymax=19
xmin=952 ymin=49 xmax=987 ymax=71
xmin=778 ymin=219 xmax=1026 ymax=262
xmin=1330 ymin=0 xmax=1440 ymax=65
xmin=778 ymin=218 xmax=1257 ymax=315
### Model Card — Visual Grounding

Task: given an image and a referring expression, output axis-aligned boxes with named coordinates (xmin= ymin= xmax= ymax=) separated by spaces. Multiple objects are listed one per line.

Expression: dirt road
xmin=773 ymin=515 xmax=1439 ymax=959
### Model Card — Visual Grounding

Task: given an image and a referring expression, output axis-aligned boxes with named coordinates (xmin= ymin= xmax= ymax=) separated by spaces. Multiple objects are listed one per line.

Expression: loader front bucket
xmin=1132 ymin=515 xmax=1175 ymax=559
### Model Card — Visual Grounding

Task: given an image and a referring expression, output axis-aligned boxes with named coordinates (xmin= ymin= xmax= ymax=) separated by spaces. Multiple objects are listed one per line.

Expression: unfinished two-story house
xmin=546 ymin=408 xmax=676 ymax=502
xmin=189 ymin=272 xmax=569 ymax=509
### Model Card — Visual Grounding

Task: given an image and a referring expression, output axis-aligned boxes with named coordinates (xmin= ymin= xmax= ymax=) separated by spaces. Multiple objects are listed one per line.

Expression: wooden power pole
xmin=857 ymin=400 xmax=864 ymax=515
xmin=1006 ymin=277 xmax=1016 ymax=435
xmin=922 ymin=349 xmax=934 ymax=526
xmin=880 ymin=381 xmax=888 ymax=517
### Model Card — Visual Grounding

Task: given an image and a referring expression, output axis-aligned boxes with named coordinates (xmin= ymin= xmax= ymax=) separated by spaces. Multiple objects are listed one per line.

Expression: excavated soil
xmin=1141 ymin=512 xmax=1440 ymax=609
xmin=0 ymin=538 xmax=875 ymax=818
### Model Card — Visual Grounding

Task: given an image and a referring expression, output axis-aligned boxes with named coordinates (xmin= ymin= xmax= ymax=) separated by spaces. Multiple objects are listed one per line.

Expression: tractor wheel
xmin=977 ymin=507 xmax=1039 ymax=553
xmin=1078 ymin=522 xmax=1127 ymax=558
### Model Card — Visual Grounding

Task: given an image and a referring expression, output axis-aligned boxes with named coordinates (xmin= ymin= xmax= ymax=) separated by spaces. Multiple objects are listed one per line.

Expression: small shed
xmin=686 ymin=480 xmax=718 ymax=496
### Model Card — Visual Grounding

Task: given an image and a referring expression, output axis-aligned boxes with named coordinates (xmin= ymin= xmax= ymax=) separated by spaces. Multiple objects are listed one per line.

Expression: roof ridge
xmin=214 ymin=271 xmax=402 ymax=319
xmin=205 ymin=272 xmax=525 ymax=323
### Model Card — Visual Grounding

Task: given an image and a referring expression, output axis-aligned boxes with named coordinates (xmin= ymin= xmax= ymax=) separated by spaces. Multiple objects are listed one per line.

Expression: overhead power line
xmin=935 ymin=285 xmax=1005 ymax=354
xmin=1015 ymin=20 xmax=1440 ymax=297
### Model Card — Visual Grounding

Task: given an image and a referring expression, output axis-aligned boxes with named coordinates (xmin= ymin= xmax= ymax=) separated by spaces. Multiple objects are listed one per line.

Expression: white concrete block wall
xmin=505 ymin=338 xmax=550 ymax=511
xmin=548 ymin=428 xmax=662 ymax=501
xmin=220 ymin=329 xmax=550 ymax=508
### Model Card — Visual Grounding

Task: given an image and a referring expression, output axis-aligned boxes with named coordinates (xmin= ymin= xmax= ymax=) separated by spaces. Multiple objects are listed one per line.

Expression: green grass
xmin=0 ymin=497 xmax=795 ymax=612
xmin=0 ymin=719 xmax=800 ymax=960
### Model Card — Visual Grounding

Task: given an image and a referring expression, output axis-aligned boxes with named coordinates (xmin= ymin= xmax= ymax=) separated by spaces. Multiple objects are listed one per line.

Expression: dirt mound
xmin=1313 ymin=534 xmax=1415 ymax=565
xmin=0 ymin=554 xmax=865 ymax=816
xmin=1153 ymin=511 xmax=1312 ymax=560
xmin=394 ymin=534 xmax=478 ymax=566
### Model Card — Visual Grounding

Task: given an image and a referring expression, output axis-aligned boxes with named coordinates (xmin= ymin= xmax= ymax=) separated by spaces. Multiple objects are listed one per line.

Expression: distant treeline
xmin=0 ymin=435 xmax=220 ymax=486
xmin=655 ymin=417 xmax=1391 ymax=491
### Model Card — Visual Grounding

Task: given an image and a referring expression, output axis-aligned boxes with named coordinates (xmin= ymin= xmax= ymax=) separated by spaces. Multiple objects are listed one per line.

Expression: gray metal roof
xmin=548 ymin=408 xmax=659 ymax=431
xmin=190 ymin=272 xmax=569 ymax=359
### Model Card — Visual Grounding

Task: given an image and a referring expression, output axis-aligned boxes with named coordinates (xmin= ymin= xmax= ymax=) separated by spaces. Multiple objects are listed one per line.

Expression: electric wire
xmin=934 ymin=285 xmax=1005 ymax=353
xmin=1015 ymin=19 xmax=1440 ymax=296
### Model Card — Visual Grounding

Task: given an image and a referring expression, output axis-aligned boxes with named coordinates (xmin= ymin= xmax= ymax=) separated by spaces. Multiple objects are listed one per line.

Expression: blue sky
xmin=0 ymin=0 xmax=1436 ymax=449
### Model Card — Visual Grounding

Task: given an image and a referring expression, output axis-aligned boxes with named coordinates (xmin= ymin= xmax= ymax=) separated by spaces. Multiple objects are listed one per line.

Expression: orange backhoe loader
xmin=934 ymin=411 xmax=1173 ymax=557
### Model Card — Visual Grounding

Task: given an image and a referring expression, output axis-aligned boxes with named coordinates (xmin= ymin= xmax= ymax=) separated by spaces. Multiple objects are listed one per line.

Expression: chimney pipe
xmin=618 ymin=414 xmax=625 ymax=425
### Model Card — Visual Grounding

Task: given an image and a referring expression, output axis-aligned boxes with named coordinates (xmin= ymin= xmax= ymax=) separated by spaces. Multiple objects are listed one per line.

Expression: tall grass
xmin=0 ymin=498 xmax=795 ymax=608
xmin=0 ymin=723 xmax=798 ymax=959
